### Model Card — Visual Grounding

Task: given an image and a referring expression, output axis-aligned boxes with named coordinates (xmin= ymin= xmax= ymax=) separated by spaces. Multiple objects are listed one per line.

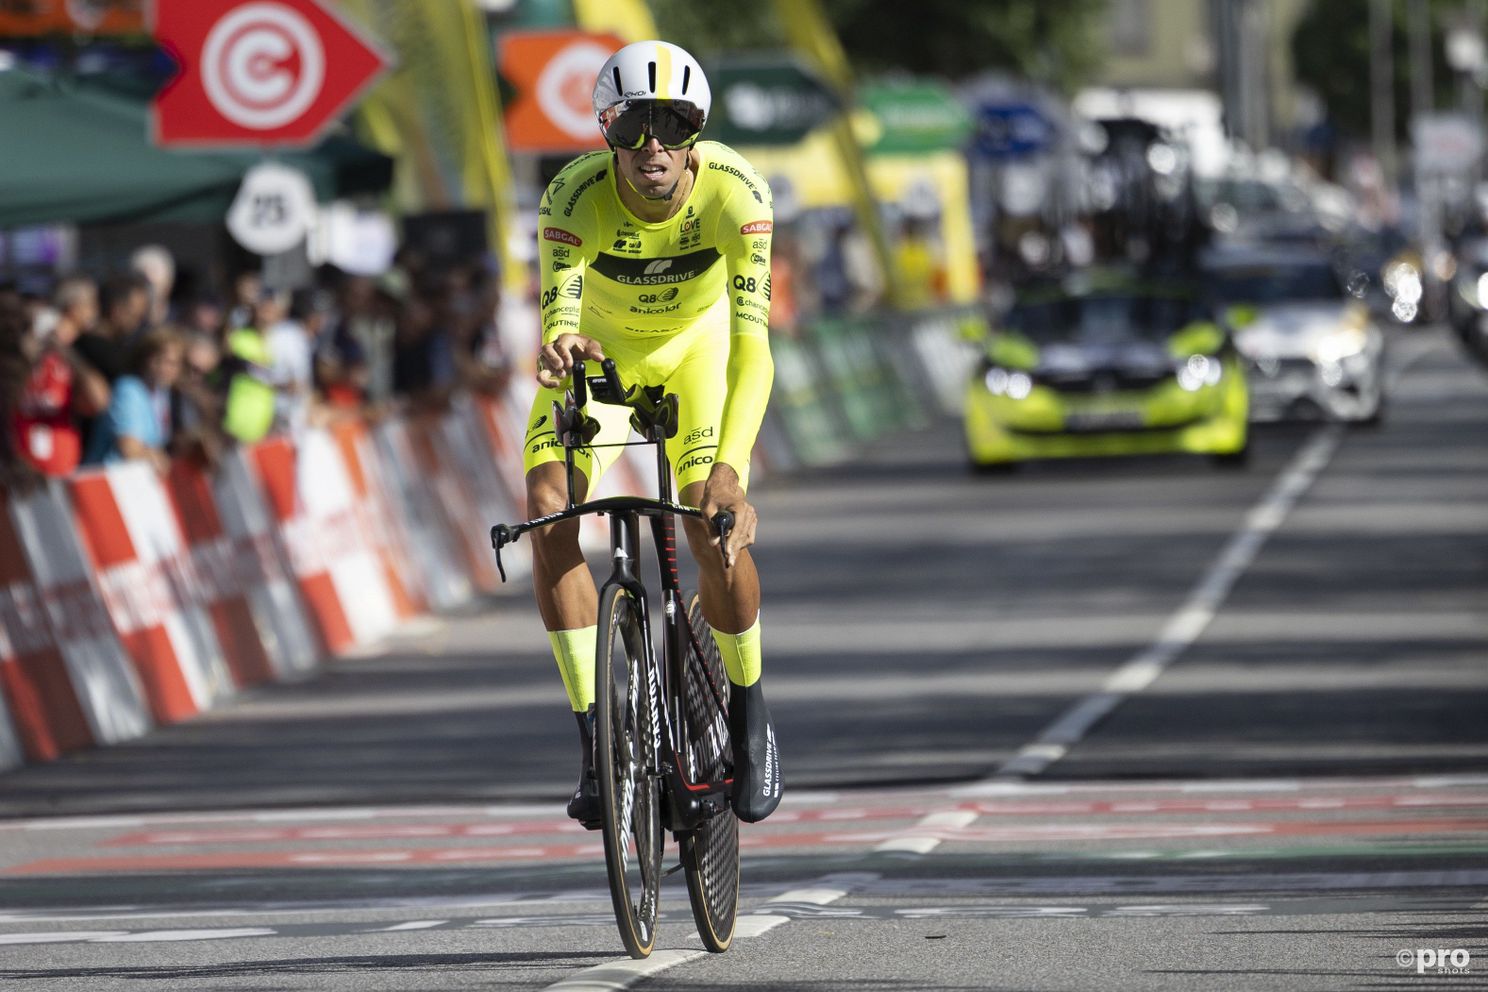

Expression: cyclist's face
xmin=616 ymin=137 xmax=689 ymax=199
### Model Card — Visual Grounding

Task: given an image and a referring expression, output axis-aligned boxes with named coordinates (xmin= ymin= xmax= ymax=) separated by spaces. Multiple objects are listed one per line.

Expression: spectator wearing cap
xmin=84 ymin=328 xmax=184 ymax=472
xmin=10 ymin=276 xmax=111 ymax=477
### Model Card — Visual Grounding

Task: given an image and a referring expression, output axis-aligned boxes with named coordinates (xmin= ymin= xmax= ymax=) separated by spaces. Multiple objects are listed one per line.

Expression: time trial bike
xmin=491 ymin=358 xmax=740 ymax=958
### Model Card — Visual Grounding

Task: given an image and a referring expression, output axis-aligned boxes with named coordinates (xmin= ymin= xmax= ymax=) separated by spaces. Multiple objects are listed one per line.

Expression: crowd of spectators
xmin=1 ymin=245 xmax=512 ymax=487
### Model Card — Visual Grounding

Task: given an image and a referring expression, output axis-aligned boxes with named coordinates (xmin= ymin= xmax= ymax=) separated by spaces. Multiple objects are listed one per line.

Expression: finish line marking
xmin=992 ymin=422 xmax=1345 ymax=780
xmin=538 ymin=874 xmax=874 ymax=992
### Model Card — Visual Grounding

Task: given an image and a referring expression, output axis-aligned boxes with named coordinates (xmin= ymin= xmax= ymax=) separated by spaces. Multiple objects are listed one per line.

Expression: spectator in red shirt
xmin=10 ymin=276 xmax=111 ymax=477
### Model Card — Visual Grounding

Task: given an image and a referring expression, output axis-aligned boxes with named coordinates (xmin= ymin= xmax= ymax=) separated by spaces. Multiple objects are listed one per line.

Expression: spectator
xmin=170 ymin=332 xmax=226 ymax=467
xmin=392 ymin=283 xmax=455 ymax=407
xmin=76 ymin=271 xmax=151 ymax=383
xmin=339 ymin=272 xmax=399 ymax=407
xmin=220 ymin=288 xmax=277 ymax=444
xmin=314 ymin=295 xmax=371 ymax=412
xmin=0 ymin=289 xmax=36 ymax=486
xmin=264 ymin=289 xmax=324 ymax=436
xmin=10 ymin=276 xmax=110 ymax=477
xmin=84 ymin=328 xmax=184 ymax=471
xmin=226 ymin=270 xmax=262 ymax=332
xmin=130 ymin=244 xmax=176 ymax=329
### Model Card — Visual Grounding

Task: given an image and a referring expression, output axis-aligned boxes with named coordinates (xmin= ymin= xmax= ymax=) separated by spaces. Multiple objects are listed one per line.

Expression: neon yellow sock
xmin=710 ymin=616 xmax=762 ymax=687
xmin=548 ymin=626 xmax=597 ymax=711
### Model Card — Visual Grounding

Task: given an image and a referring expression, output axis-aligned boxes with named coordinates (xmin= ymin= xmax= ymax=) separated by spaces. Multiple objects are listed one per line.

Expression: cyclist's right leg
xmin=526 ymin=461 xmax=604 ymax=827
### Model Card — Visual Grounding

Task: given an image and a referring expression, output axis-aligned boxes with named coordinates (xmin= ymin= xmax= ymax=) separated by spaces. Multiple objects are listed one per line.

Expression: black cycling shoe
xmin=566 ymin=706 xmax=602 ymax=830
xmin=727 ymin=680 xmax=782 ymax=822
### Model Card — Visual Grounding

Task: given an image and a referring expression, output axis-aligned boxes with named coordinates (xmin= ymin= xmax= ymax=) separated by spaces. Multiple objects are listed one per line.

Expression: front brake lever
xmin=490 ymin=523 xmax=517 ymax=582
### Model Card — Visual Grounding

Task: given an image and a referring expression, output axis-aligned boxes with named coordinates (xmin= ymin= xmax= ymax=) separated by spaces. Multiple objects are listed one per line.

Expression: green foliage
xmin=1292 ymin=0 xmax=1461 ymax=140
xmin=820 ymin=0 xmax=1108 ymax=89
xmin=647 ymin=0 xmax=1107 ymax=89
xmin=646 ymin=0 xmax=782 ymax=59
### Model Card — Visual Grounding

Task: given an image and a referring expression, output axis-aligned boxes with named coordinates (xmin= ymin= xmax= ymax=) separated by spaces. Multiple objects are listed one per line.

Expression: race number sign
xmin=226 ymin=163 xmax=317 ymax=255
xmin=152 ymin=0 xmax=389 ymax=148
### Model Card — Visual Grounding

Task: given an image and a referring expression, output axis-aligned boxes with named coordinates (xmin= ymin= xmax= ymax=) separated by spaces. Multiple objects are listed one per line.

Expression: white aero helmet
xmin=592 ymin=40 xmax=711 ymax=149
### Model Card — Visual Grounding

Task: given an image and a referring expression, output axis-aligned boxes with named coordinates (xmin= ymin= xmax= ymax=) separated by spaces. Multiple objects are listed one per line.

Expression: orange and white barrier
xmin=371 ymin=418 xmax=476 ymax=610
xmin=4 ymin=483 xmax=152 ymax=753
xmin=330 ymin=420 xmax=425 ymax=621
xmin=249 ymin=431 xmax=399 ymax=656
xmin=4 ymin=356 xmax=837 ymax=775
xmin=69 ymin=463 xmax=236 ymax=723
xmin=210 ymin=450 xmax=320 ymax=681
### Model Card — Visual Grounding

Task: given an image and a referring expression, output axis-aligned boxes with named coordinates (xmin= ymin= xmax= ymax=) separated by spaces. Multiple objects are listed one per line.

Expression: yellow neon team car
xmin=964 ymin=282 xmax=1249 ymax=469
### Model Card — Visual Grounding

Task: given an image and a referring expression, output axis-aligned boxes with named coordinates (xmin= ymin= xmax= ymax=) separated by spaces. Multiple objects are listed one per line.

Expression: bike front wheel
xmin=678 ymin=591 xmax=740 ymax=952
xmin=596 ymin=582 xmax=663 ymax=959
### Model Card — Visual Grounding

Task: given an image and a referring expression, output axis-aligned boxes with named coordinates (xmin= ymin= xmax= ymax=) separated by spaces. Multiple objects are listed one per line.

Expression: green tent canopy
xmin=0 ymin=68 xmax=393 ymax=229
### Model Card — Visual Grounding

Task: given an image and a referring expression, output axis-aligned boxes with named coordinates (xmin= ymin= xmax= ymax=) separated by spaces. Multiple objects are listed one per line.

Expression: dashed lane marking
xmin=995 ymin=423 xmax=1345 ymax=779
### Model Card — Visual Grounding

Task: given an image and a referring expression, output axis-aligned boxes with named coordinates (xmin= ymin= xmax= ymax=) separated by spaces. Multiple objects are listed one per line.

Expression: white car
xmin=1203 ymin=246 xmax=1386 ymax=424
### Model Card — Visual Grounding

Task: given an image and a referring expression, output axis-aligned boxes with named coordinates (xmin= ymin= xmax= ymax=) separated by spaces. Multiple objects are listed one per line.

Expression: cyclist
xmin=525 ymin=40 xmax=781 ymax=826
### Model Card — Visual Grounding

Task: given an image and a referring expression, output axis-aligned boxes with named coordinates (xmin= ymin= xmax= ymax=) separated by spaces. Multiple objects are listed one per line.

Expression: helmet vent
xmin=612 ymin=65 xmax=623 ymax=96
xmin=681 ymin=65 xmax=690 ymax=94
xmin=648 ymin=61 xmax=656 ymax=92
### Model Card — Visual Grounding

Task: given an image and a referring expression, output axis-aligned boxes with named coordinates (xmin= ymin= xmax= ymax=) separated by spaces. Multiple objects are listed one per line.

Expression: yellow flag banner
xmin=570 ymin=0 xmax=655 ymax=42
xmin=340 ymin=0 xmax=522 ymax=293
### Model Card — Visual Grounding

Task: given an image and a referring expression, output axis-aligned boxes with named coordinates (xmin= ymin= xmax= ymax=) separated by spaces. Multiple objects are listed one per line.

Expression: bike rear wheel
xmin=678 ymin=591 xmax=740 ymax=952
xmin=596 ymin=582 xmax=662 ymax=959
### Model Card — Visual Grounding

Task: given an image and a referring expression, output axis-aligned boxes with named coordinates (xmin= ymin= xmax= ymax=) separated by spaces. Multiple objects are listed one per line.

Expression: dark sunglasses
xmin=600 ymin=99 xmax=705 ymax=150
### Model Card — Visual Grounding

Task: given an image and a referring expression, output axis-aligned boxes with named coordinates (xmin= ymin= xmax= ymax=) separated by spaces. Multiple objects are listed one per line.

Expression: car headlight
xmin=1175 ymin=354 xmax=1224 ymax=391
xmin=983 ymin=367 xmax=1034 ymax=399
xmin=1386 ymin=261 xmax=1423 ymax=304
xmin=1311 ymin=326 xmax=1369 ymax=364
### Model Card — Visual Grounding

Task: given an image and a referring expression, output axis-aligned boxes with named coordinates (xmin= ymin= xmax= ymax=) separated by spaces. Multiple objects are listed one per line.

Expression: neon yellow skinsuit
xmin=523 ymin=141 xmax=775 ymax=493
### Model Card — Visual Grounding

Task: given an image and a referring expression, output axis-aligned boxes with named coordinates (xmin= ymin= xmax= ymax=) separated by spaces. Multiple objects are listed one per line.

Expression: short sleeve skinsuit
xmin=523 ymin=141 xmax=775 ymax=492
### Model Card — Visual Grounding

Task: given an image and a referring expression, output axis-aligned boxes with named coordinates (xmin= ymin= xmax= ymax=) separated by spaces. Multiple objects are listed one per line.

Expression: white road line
xmin=538 ymin=875 xmax=873 ymax=992
xmin=535 ymin=949 xmax=708 ymax=992
xmin=991 ymin=423 xmax=1345 ymax=780
xmin=875 ymin=810 xmax=979 ymax=855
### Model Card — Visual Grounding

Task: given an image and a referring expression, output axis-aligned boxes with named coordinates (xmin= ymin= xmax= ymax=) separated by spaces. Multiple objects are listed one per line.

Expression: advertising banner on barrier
xmin=329 ymin=420 xmax=424 ymax=620
xmin=5 ymin=482 xmax=151 ymax=751
xmin=69 ymin=464 xmax=236 ymax=723
xmin=164 ymin=462 xmax=276 ymax=689
xmin=403 ymin=413 xmax=500 ymax=595
xmin=371 ymin=419 xmax=473 ymax=611
xmin=250 ymin=431 xmax=398 ymax=655
xmin=211 ymin=449 xmax=320 ymax=681
xmin=1 ymin=488 xmax=97 ymax=763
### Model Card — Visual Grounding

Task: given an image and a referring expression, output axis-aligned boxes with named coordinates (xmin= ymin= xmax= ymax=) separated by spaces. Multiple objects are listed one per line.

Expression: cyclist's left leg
xmin=663 ymin=331 xmax=781 ymax=822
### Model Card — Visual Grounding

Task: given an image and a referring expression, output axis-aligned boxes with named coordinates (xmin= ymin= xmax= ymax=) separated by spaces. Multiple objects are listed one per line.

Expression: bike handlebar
xmin=490 ymin=498 xmax=734 ymax=582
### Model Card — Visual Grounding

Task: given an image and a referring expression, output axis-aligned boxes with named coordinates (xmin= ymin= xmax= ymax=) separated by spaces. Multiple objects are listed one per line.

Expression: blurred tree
xmin=1292 ymin=0 xmax=1459 ymax=140
xmin=646 ymin=0 xmax=781 ymax=58
xmin=820 ymin=0 xmax=1107 ymax=88
xmin=647 ymin=0 xmax=1106 ymax=89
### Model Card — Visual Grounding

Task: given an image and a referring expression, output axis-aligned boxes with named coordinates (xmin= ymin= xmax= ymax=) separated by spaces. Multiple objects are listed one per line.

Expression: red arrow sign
xmin=152 ymin=0 xmax=390 ymax=148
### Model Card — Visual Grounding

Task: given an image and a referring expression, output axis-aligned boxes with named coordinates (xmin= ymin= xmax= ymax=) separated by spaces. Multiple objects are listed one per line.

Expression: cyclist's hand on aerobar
xmin=700 ymin=463 xmax=756 ymax=569
xmin=536 ymin=334 xmax=607 ymax=390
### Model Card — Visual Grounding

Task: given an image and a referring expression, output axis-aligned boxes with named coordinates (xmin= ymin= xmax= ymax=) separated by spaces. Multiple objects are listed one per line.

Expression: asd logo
xmin=682 ymin=426 xmax=714 ymax=446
